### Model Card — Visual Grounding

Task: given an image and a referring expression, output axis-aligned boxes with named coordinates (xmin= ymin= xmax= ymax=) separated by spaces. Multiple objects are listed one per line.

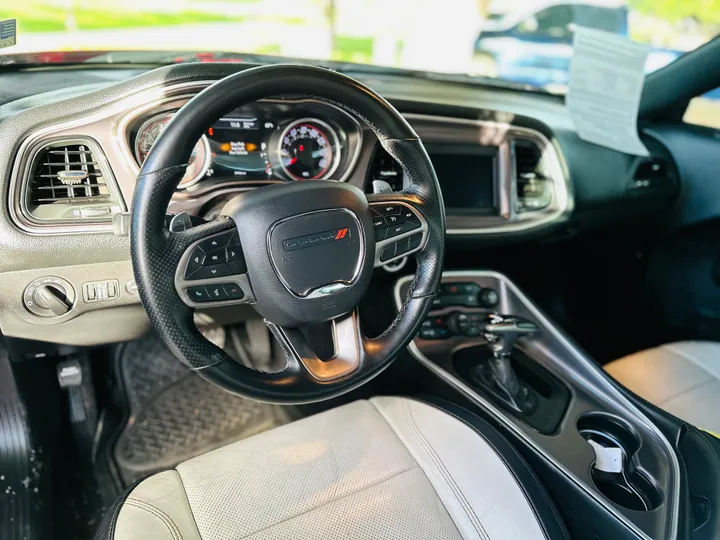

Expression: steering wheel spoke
xmin=171 ymin=218 xmax=256 ymax=308
xmin=367 ymin=192 xmax=429 ymax=268
xmin=266 ymin=310 xmax=364 ymax=382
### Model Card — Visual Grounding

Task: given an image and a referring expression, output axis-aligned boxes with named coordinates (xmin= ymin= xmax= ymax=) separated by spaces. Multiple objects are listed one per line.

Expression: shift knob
xmin=482 ymin=314 xmax=538 ymax=357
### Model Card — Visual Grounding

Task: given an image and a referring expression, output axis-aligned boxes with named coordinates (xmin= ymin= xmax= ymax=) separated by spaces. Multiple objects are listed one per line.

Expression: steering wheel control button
xmin=384 ymin=214 xmax=405 ymax=227
xmin=185 ymin=286 xmax=211 ymax=303
xmin=223 ymin=283 xmax=244 ymax=299
xmin=191 ymin=264 xmax=233 ymax=280
xmin=380 ymin=243 xmax=397 ymax=262
xmin=402 ymin=208 xmax=421 ymax=224
xmin=386 ymin=220 xmax=420 ymax=239
xmin=408 ymin=233 xmax=423 ymax=250
xmin=184 ymin=247 xmax=206 ymax=278
xmin=203 ymin=248 xmax=227 ymax=266
xmin=395 ymin=237 xmax=411 ymax=256
xmin=198 ymin=231 xmax=234 ymax=252
xmin=377 ymin=204 xmax=403 ymax=216
xmin=205 ymin=284 xmax=229 ymax=301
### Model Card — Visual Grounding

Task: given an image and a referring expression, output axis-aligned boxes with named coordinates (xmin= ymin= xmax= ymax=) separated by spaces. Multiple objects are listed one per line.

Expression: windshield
xmin=0 ymin=0 xmax=718 ymax=94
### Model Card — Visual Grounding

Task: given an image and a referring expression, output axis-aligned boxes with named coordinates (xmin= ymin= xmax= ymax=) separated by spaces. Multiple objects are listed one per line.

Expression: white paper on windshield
xmin=566 ymin=27 xmax=650 ymax=156
xmin=0 ymin=20 xmax=16 ymax=50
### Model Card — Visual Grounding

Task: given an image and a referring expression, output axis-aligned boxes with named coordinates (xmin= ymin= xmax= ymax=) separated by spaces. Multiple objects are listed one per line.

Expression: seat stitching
xmin=402 ymin=399 xmax=490 ymax=540
xmin=664 ymin=344 xmax=720 ymax=380
xmin=126 ymin=498 xmax=184 ymax=540
xmin=421 ymin=404 xmax=556 ymax=540
xmin=173 ymin=469 xmax=205 ymax=540
xmin=235 ymin=466 xmax=421 ymax=539
xmin=370 ymin=399 xmax=485 ymax=540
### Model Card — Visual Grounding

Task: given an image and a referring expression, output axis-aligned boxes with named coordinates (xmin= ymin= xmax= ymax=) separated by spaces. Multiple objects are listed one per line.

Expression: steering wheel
xmin=131 ymin=65 xmax=445 ymax=403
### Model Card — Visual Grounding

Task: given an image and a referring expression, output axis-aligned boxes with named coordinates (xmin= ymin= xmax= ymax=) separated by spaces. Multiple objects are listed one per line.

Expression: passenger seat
xmin=605 ymin=342 xmax=720 ymax=434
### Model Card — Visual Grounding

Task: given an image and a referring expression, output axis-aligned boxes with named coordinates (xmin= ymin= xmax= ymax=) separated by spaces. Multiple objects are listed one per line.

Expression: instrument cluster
xmin=130 ymin=99 xmax=363 ymax=189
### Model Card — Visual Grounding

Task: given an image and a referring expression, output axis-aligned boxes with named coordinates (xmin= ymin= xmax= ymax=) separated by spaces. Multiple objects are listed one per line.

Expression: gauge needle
xmin=287 ymin=157 xmax=297 ymax=165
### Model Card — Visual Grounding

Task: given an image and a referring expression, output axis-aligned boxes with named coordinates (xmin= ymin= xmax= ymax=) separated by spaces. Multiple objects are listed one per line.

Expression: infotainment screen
xmin=428 ymin=146 xmax=497 ymax=213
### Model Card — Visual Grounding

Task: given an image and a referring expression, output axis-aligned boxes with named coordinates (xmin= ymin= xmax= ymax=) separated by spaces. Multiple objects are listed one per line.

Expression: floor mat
xmin=113 ymin=332 xmax=299 ymax=485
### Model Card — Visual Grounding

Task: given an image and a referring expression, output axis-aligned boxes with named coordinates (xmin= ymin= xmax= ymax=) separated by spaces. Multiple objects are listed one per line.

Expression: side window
xmin=517 ymin=5 xmax=574 ymax=39
xmin=683 ymin=89 xmax=720 ymax=130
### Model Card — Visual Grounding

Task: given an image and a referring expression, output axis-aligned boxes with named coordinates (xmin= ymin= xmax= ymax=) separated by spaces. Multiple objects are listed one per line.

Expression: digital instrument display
xmin=430 ymin=149 xmax=497 ymax=212
xmin=206 ymin=115 xmax=273 ymax=180
xmin=133 ymin=108 xmax=344 ymax=186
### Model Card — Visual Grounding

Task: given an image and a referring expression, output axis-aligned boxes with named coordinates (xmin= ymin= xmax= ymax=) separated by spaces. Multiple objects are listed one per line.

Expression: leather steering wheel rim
xmin=131 ymin=64 xmax=445 ymax=404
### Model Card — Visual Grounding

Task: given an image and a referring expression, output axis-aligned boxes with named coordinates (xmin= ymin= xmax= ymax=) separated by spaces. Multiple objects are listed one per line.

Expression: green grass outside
xmin=332 ymin=35 xmax=374 ymax=63
xmin=0 ymin=5 xmax=247 ymax=33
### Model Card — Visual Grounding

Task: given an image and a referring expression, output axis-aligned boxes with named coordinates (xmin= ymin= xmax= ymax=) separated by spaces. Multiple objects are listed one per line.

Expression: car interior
xmin=1 ymin=29 xmax=720 ymax=540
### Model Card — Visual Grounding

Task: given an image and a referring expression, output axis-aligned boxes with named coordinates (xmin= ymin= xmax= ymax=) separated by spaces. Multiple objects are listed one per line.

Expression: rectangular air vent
xmin=368 ymin=145 xmax=404 ymax=192
xmin=25 ymin=140 xmax=123 ymax=223
xmin=513 ymin=139 xmax=552 ymax=212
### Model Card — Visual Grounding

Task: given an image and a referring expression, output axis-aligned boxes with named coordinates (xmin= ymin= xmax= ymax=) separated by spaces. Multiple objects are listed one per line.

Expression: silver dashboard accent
xmin=174 ymin=230 xmax=256 ymax=309
xmin=133 ymin=112 xmax=212 ymax=189
xmin=394 ymin=271 xmax=679 ymax=540
xmin=12 ymin=136 xmax=126 ymax=234
xmin=403 ymin=114 xmax=572 ymax=234
xmin=371 ymin=201 xmax=428 ymax=268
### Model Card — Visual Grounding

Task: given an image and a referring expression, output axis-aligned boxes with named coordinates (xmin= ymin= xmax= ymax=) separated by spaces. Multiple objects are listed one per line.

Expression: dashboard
xmin=0 ymin=63 xmax=679 ymax=346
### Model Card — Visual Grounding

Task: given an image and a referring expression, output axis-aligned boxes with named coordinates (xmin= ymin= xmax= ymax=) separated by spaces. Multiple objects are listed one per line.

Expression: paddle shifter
xmin=482 ymin=314 xmax=539 ymax=414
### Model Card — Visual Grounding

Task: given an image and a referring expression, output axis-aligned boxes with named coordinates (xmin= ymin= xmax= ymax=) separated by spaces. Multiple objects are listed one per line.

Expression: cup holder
xmin=578 ymin=413 xmax=662 ymax=512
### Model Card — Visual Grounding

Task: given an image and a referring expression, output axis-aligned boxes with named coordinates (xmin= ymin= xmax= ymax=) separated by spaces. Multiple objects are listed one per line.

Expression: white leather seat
xmin=102 ymin=396 xmax=567 ymax=540
xmin=606 ymin=341 xmax=720 ymax=434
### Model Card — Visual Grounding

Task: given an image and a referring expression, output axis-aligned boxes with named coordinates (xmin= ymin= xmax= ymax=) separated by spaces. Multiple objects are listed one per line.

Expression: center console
xmin=395 ymin=271 xmax=680 ymax=540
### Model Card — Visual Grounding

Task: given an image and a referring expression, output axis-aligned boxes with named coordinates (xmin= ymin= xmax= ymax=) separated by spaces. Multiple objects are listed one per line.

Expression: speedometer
xmin=134 ymin=113 xmax=210 ymax=189
xmin=279 ymin=118 xmax=340 ymax=180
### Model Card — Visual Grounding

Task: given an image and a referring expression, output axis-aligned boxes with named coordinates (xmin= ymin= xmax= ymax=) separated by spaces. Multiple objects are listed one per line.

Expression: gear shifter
xmin=481 ymin=314 xmax=539 ymax=414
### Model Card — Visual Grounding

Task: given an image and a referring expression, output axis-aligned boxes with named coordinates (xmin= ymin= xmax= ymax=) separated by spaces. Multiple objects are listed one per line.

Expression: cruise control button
xmin=205 ymin=284 xmax=229 ymax=301
xmin=402 ymin=208 xmax=421 ymax=223
xmin=380 ymin=243 xmax=397 ymax=262
xmin=386 ymin=221 xmax=421 ymax=239
xmin=223 ymin=283 xmax=245 ymax=300
xmin=203 ymin=248 xmax=227 ymax=266
xmin=376 ymin=204 xmax=403 ymax=216
xmin=189 ymin=264 xmax=233 ymax=280
xmin=408 ymin=233 xmax=423 ymax=250
xmin=185 ymin=286 xmax=211 ymax=303
xmin=373 ymin=216 xmax=386 ymax=229
xmin=184 ymin=247 xmax=206 ymax=278
xmin=384 ymin=214 xmax=405 ymax=227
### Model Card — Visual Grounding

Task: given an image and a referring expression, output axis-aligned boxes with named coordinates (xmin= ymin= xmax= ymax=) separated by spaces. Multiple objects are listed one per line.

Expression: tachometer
xmin=134 ymin=113 xmax=210 ymax=189
xmin=279 ymin=118 xmax=340 ymax=180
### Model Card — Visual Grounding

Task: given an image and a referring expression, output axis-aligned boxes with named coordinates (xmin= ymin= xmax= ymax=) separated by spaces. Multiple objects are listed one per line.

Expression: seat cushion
xmin=106 ymin=396 xmax=566 ymax=540
xmin=606 ymin=341 xmax=720 ymax=433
